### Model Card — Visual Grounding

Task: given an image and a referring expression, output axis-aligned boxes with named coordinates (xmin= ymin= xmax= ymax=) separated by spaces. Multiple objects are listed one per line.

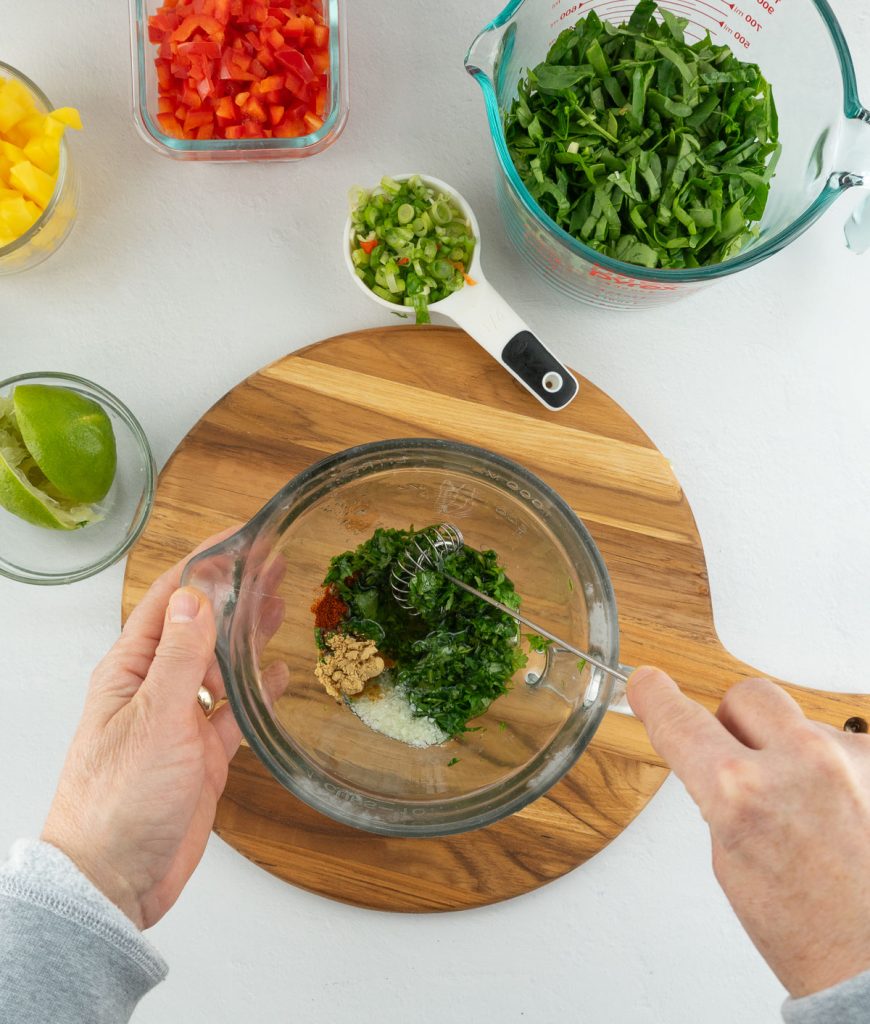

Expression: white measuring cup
xmin=465 ymin=0 xmax=870 ymax=309
xmin=343 ymin=174 xmax=579 ymax=411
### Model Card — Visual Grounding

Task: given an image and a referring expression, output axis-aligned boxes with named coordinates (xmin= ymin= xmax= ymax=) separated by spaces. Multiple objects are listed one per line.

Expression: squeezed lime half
xmin=0 ymin=386 xmax=117 ymax=531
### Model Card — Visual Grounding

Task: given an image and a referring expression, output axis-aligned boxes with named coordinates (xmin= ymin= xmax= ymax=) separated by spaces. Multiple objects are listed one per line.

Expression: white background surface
xmin=3 ymin=2 xmax=870 ymax=1021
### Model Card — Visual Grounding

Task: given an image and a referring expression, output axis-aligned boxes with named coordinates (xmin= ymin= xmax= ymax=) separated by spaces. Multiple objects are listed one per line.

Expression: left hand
xmin=41 ymin=532 xmax=285 ymax=930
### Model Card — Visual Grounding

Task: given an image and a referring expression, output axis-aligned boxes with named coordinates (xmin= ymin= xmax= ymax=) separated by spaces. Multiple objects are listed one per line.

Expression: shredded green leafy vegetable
xmin=503 ymin=0 xmax=780 ymax=268
xmin=526 ymin=633 xmax=554 ymax=653
xmin=319 ymin=527 xmax=527 ymax=737
xmin=349 ymin=176 xmax=477 ymax=324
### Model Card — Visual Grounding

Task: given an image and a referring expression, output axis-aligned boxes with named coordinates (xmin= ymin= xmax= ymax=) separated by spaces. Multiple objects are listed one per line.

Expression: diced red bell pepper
xmin=171 ymin=14 xmax=225 ymax=43
xmin=214 ymin=96 xmax=235 ymax=119
xmin=310 ymin=50 xmax=328 ymax=75
xmin=150 ymin=0 xmax=329 ymax=140
xmin=157 ymin=112 xmax=184 ymax=136
xmin=243 ymin=96 xmax=267 ymax=122
xmin=274 ymin=46 xmax=314 ymax=82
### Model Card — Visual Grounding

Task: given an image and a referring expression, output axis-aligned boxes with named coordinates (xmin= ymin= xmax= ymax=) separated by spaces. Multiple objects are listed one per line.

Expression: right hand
xmin=628 ymin=667 xmax=870 ymax=999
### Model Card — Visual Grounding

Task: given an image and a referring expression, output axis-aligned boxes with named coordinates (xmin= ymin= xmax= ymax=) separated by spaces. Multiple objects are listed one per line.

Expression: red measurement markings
xmin=589 ymin=265 xmax=679 ymax=290
xmin=731 ymin=4 xmax=765 ymax=30
xmin=657 ymin=1 xmax=729 ymax=32
xmin=590 ymin=0 xmax=715 ymax=36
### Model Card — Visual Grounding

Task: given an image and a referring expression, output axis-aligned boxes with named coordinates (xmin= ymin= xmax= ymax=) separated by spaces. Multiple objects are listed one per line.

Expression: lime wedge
xmin=13 ymin=384 xmax=117 ymax=504
xmin=0 ymin=419 xmax=99 ymax=530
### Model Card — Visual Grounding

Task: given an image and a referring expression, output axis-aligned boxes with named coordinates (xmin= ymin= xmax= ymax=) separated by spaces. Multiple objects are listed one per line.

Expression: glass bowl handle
xmin=182 ymin=531 xmax=252 ymax=649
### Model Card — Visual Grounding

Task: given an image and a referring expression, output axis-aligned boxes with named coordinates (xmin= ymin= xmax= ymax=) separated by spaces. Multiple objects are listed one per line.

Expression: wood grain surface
xmin=122 ymin=326 xmax=870 ymax=912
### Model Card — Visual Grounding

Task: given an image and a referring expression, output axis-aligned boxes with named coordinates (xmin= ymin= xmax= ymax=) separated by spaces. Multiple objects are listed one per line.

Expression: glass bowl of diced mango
xmin=0 ymin=62 xmax=82 ymax=275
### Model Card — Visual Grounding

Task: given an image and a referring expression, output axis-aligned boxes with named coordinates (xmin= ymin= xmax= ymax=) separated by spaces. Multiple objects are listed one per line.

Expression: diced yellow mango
xmin=17 ymin=112 xmax=46 ymax=140
xmin=0 ymin=92 xmax=27 ymax=133
xmin=42 ymin=116 xmax=65 ymax=140
xmin=0 ymin=154 xmax=11 ymax=186
xmin=4 ymin=124 xmax=30 ymax=148
xmin=24 ymin=136 xmax=59 ymax=175
xmin=0 ymin=140 xmax=26 ymax=165
xmin=0 ymin=188 xmax=19 ymax=200
xmin=0 ymin=78 xmax=37 ymax=112
xmin=9 ymin=161 xmax=54 ymax=208
xmin=49 ymin=107 xmax=82 ymax=130
xmin=0 ymin=195 xmax=39 ymax=235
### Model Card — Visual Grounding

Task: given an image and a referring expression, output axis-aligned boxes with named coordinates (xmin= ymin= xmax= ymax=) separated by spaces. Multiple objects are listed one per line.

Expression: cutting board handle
xmin=596 ymin=645 xmax=870 ymax=767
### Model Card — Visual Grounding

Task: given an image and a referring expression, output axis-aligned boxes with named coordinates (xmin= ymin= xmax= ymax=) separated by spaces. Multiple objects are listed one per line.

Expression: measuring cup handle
xmin=607 ymin=665 xmax=638 ymax=717
xmin=839 ymin=105 xmax=870 ymax=254
xmin=447 ymin=280 xmax=579 ymax=410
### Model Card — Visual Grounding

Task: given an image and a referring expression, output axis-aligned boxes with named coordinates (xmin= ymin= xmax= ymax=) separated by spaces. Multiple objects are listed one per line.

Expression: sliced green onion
xmin=349 ymin=176 xmax=476 ymax=324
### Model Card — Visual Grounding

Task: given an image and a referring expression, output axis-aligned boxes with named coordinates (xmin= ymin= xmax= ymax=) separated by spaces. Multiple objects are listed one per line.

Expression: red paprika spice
xmin=311 ymin=584 xmax=348 ymax=631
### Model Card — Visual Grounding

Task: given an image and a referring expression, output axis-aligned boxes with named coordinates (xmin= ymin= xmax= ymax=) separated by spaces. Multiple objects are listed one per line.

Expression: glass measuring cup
xmin=343 ymin=174 xmax=578 ymax=410
xmin=465 ymin=0 xmax=870 ymax=309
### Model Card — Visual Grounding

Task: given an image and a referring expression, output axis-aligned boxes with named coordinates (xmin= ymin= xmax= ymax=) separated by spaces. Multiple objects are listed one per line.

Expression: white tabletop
xmin=3 ymin=3 xmax=870 ymax=1021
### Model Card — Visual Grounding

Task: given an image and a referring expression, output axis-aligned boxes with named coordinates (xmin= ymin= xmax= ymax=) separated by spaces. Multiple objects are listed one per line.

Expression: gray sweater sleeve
xmin=0 ymin=839 xmax=167 ymax=1024
xmin=782 ymin=971 xmax=870 ymax=1023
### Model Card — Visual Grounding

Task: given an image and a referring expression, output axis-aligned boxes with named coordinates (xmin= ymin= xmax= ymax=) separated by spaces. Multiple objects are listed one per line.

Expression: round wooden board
xmin=122 ymin=326 xmax=870 ymax=913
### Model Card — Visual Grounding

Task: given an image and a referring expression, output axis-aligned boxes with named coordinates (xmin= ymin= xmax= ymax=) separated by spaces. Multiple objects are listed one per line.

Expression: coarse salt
xmin=349 ymin=672 xmax=448 ymax=748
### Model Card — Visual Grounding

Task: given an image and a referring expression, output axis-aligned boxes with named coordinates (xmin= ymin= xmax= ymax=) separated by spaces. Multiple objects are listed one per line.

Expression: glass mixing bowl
xmin=465 ymin=0 xmax=870 ymax=309
xmin=184 ymin=438 xmax=623 ymax=837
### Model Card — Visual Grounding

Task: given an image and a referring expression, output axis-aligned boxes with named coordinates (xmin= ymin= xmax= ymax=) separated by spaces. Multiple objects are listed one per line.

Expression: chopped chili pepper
xmin=359 ymin=238 xmax=378 ymax=255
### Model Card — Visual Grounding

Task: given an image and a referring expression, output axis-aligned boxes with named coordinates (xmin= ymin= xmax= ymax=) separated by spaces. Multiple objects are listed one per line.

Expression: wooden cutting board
xmin=122 ymin=326 xmax=870 ymax=912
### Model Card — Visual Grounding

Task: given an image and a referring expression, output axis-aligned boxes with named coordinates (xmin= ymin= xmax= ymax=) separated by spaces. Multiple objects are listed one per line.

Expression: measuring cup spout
xmin=838 ymin=106 xmax=870 ymax=255
xmin=464 ymin=12 xmax=509 ymax=84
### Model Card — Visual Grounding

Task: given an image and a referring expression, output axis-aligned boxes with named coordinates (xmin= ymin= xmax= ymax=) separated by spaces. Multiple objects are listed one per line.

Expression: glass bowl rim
xmin=464 ymin=0 xmax=862 ymax=284
xmin=198 ymin=436 xmax=621 ymax=837
xmin=0 ymin=371 xmax=156 ymax=586
xmin=0 ymin=61 xmax=72 ymax=260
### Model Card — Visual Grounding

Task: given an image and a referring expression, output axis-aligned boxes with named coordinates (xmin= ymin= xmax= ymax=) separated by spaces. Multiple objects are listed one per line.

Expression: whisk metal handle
xmin=443 ymin=574 xmax=629 ymax=684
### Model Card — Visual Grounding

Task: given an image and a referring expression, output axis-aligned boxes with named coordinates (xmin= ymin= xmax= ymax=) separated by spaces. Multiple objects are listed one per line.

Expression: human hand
xmin=41 ymin=532 xmax=285 ymax=930
xmin=628 ymin=668 xmax=870 ymax=999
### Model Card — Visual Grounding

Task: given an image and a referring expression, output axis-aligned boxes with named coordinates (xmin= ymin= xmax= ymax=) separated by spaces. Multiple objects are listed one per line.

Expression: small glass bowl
xmin=0 ymin=373 xmax=155 ymax=585
xmin=128 ymin=0 xmax=349 ymax=161
xmin=0 ymin=63 xmax=79 ymax=276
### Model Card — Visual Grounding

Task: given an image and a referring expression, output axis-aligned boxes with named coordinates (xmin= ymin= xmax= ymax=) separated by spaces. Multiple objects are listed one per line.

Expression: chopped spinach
xmin=503 ymin=0 xmax=780 ymax=268
xmin=321 ymin=527 xmax=527 ymax=737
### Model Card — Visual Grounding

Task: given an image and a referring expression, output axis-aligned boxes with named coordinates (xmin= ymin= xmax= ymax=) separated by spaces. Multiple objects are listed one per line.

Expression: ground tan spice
xmin=315 ymin=632 xmax=385 ymax=702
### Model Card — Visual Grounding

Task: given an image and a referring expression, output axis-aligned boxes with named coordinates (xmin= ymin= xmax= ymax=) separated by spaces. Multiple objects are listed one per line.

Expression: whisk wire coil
xmin=390 ymin=523 xmax=464 ymax=612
